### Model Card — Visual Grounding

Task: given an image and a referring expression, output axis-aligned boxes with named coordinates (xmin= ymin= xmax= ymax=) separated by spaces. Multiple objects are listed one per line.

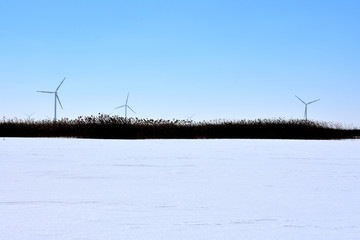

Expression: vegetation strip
xmin=1 ymin=115 xmax=359 ymax=139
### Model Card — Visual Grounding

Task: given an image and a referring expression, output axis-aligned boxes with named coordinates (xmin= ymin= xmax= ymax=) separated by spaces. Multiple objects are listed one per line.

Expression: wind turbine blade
xmin=37 ymin=91 xmax=54 ymax=94
xmin=127 ymin=105 xmax=136 ymax=114
xmin=126 ymin=93 xmax=129 ymax=105
xmin=295 ymin=95 xmax=306 ymax=104
xmin=307 ymin=99 xmax=320 ymax=105
xmin=56 ymin=95 xmax=63 ymax=109
xmin=115 ymin=105 xmax=125 ymax=109
xmin=56 ymin=77 xmax=66 ymax=91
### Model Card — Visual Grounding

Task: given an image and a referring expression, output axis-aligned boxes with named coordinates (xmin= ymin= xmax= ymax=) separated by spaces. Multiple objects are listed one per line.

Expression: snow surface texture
xmin=1 ymin=138 xmax=359 ymax=240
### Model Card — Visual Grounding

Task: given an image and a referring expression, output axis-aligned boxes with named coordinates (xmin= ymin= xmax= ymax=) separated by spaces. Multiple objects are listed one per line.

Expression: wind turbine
xmin=24 ymin=113 xmax=35 ymax=121
xmin=185 ymin=114 xmax=195 ymax=121
xmin=37 ymin=77 xmax=66 ymax=121
xmin=114 ymin=93 xmax=136 ymax=120
xmin=295 ymin=95 xmax=320 ymax=121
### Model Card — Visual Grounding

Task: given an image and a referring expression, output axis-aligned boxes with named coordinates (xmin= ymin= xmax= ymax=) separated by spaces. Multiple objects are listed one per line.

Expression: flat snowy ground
xmin=1 ymin=138 xmax=359 ymax=240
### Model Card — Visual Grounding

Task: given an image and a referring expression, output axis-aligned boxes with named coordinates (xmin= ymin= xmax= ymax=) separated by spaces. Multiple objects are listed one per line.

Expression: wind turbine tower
xmin=37 ymin=77 xmax=66 ymax=121
xmin=295 ymin=95 xmax=320 ymax=121
xmin=115 ymin=93 xmax=136 ymax=120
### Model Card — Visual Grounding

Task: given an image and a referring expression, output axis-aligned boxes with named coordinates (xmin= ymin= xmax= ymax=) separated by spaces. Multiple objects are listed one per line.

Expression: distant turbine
xmin=24 ymin=113 xmax=35 ymax=121
xmin=295 ymin=95 xmax=320 ymax=121
xmin=115 ymin=93 xmax=136 ymax=120
xmin=37 ymin=77 xmax=66 ymax=121
xmin=185 ymin=114 xmax=195 ymax=121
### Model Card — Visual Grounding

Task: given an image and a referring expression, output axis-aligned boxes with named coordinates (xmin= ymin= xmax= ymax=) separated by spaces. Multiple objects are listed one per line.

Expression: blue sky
xmin=1 ymin=0 xmax=359 ymax=125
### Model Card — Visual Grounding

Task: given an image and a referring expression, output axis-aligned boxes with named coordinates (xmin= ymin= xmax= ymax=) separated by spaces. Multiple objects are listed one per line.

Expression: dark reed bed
xmin=1 ymin=115 xmax=359 ymax=139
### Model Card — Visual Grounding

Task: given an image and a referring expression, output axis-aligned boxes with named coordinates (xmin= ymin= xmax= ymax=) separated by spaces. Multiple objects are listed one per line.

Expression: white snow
xmin=1 ymin=138 xmax=359 ymax=240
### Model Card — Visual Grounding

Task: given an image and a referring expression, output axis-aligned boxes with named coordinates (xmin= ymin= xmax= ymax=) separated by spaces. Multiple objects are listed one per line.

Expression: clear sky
xmin=1 ymin=0 xmax=359 ymax=125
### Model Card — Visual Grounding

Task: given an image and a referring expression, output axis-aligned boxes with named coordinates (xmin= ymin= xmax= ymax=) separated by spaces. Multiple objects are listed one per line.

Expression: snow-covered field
xmin=1 ymin=138 xmax=359 ymax=240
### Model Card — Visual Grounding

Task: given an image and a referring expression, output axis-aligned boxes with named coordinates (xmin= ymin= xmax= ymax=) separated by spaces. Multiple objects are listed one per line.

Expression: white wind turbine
xmin=295 ymin=95 xmax=320 ymax=121
xmin=115 ymin=93 xmax=136 ymax=120
xmin=185 ymin=114 xmax=195 ymax=121
xmin=24 ymin=113 xmax=35 ymax=121
xmin=37 ymin=77 xmax=66 ymax=121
